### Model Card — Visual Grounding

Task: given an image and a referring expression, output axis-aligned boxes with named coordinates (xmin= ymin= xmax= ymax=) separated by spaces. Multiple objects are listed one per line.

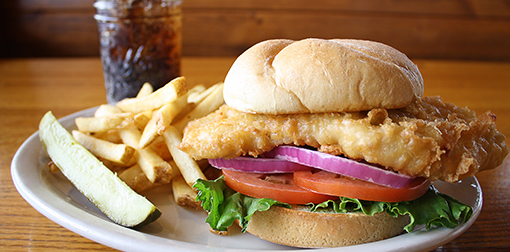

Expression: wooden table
xmin=1 ymin=57 xmax=509 ymax=251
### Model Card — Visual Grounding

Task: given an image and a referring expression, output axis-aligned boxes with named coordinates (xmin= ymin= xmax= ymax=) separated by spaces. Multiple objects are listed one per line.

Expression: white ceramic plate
xmin=11 ymin=107 xmax=482 ymax=252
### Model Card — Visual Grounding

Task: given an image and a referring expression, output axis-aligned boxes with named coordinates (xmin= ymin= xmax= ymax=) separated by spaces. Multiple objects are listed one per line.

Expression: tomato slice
xmin=293 ymin=170 xmax=431 ymax=202
xmin=222 ymin=169 xmax=337 ymax=204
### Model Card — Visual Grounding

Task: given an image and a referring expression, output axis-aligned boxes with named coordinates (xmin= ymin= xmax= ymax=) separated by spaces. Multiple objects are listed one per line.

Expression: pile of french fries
xmin=51 ymin=77 xmax=224 ymax=209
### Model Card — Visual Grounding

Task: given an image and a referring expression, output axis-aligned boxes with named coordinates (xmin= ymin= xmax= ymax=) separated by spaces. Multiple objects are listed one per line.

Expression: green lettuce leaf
xmin=194 ymin=176 xmax=290 ymax=232
xmin=309 ymin=186 xmax=473 ymax=232
xmin=194 ymin=177 xmax=472 ymax=233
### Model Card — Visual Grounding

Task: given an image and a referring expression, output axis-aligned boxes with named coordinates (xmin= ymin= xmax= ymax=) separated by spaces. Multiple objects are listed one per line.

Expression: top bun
xmin=223 ymin=38 xmax=424 ymax=114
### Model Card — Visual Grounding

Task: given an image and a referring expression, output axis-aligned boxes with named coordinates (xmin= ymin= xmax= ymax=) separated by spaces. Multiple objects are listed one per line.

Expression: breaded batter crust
xmin=179 ymin=97 xmax=508 ymax=182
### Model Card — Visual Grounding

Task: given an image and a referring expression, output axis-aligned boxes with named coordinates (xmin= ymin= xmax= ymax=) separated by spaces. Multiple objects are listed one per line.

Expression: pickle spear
xmin=39 ymin=111 xmax=161 ymax=227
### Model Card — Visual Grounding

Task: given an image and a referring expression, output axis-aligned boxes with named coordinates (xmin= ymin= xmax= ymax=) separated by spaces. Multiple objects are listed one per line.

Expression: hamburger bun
xmin=222 ymin=38 xmax=419 ymax=247
xmin=246 ymin=205 xmax=410 ymax=248
xmin=223 ymin=38 xmax=424 ymax=114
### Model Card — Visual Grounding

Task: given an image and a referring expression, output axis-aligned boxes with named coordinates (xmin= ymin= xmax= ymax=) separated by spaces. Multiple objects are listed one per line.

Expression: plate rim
xmin=11 ymin=107 xmax=483 ymax=252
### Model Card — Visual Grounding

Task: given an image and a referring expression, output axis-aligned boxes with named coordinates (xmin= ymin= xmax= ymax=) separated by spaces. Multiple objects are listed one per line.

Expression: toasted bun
xmin=224 ymin=38 xmax=424 ymax=114
xmin=245 ymin=205 xmax=410 ymax=248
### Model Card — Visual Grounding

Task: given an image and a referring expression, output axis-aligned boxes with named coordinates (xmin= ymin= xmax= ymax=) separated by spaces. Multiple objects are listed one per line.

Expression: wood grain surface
xmin=1 ymin=0 xmax=510 ymax=60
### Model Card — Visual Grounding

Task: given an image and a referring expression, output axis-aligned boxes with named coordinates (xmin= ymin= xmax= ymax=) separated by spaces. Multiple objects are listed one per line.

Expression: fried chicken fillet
xmin=179 ymin=96 xmax=508 ymax=183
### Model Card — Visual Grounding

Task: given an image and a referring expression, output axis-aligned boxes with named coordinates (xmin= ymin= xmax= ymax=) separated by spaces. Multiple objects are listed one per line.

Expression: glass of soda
xmin=94 ymin=0 xmax=182 ymax=104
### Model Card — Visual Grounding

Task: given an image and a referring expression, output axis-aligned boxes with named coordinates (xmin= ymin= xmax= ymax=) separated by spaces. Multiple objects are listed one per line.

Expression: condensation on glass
xmin=94 ymin=0 xmax=182 ymax=103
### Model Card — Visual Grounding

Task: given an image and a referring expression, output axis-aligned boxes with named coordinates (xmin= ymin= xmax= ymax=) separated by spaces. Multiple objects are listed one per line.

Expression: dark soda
xmin=94 ymin=0 xmax=182 ymax=103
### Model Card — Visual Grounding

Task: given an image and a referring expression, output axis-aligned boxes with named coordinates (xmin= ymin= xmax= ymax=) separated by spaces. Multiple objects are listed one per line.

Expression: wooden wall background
xmin=1 ymin=0 xmax=510 ymax=60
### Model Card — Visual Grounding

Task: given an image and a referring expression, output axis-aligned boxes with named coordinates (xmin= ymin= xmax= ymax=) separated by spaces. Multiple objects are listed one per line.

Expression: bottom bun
xmin=245 ymin=205 xmax=410 ymax=248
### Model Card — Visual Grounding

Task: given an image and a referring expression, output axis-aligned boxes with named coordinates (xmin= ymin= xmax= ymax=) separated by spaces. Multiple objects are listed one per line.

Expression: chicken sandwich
xmin=178 ymin=38 xmax=508 ymax=248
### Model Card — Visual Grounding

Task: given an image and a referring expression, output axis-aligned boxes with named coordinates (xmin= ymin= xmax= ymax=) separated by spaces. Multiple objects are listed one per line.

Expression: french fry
xmin=140 ymin=94 xmax=190 ymax=149
xmin=136 ymin=82 xmax=154 ymax=98
xmin=162 ymin=125 xmax=206 ymax=187
xmin=168 ymin=84 xmax=210 ymax=124
xmin=116 ymin=76 xmax=188 ymax=114
xmin=72 ymin=130 xmax=135 ymax=165
xmin=75 ymin=113 xmax=135 ymax=133
xmin=139 ymin=110 xmax=160 ymax=149
xmin=187 ymin=82 xmax=220 ymax=104
xmin=94 ymin=130 xmax=122 ymax=144
xmin=119 ymin=128 xmax=173 ymax=184
xmin=186 ymin=84 xmax=206 ymax=103
xmin=172 ymin=83 xmax=224 ymax=132
xmin=118 ymin=164 xmax=162 ymax=193
xmin=135 ymin=150 xmax=173 ymax=184
xmin=172 ymin=103 xmax=197 ymax=123
xmin=96 ymin=157 xmax=134 ymax=173
xmin=155 ymin=95 xmax=189 ymax=135
xmin=134 ymin=110 xmax=153 ymax=130
xmin=171 ymin=161 xmax=200 ymax=209
xmin=94 ymin=104 xmax=123 ymax=117
xmin=172 ymin=174 xmax=199 ymax=208
xmin=149 ymin=136 xmax=172 ymax=161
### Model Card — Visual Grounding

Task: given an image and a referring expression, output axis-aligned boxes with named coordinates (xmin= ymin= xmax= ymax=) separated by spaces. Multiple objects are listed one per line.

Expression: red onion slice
xmin=266 ymin=146 xmax=415 ymax=188
xmin=208 ymin=157 xmax=311 ymax=173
